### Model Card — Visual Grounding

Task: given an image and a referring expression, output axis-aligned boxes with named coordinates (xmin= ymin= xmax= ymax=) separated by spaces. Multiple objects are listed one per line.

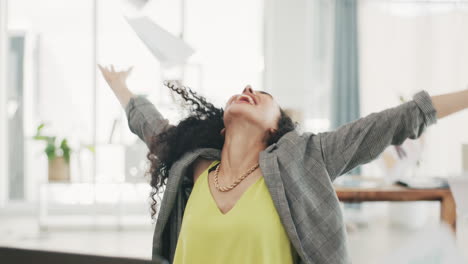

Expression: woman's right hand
xmin=98 ymin=64 xmax=135 ymax=108
xmin=98 ymin=64 xmax=133 ymax=92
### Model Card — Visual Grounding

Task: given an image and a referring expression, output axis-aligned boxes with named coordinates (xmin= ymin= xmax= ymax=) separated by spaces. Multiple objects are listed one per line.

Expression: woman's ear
xmin=263 ymin=128 xmax=277 ymax=144
xmin=269 ymin=128 xmax=277 ymax=135
xmin=220 ymin=128 xmax=226 ymax=136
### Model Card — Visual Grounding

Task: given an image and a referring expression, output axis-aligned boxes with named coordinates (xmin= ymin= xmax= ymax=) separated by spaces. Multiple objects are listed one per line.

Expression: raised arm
xmin=431 ymin=88 xmax=468 ymax=119
xmin=318 ymin=91 xmax=437 ymax=180
xmin=98 ymin=64 xmax=174 ymax=148
xmin=98 ymin=64 xmax=135 ymax=109
xmin=124 ymin=95 xmax=174 ymax=148
xmin=317 ymin=88 xmax=468 ymax=181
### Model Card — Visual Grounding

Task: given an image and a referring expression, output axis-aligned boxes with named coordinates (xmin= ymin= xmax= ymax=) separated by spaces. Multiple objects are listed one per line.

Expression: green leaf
xmin=33 ymin=135 xmax=50 ymax=141
xmin=45 ymin=143 xmax=56 ymax=160
xmin=47 ymin=136 xmax=56 ymax=146
xmin=35 ymin=122 xmax=46 ymax=137
xmin=37 ymin=123 xmax=45 ymax=132
xmin=60 ymin=138 xmax=72 ymax=163
xmin=83 ymin=144 xmax=95 ymax=153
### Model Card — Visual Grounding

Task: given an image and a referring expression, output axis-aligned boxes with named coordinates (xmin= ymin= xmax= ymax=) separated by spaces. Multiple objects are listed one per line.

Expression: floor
xmin=1 ymin=206 xmax=467 ymax=263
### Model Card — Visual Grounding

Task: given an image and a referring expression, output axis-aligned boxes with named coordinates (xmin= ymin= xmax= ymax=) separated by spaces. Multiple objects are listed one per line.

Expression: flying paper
xmin=125 ymin=16 xmax=195 ymax=68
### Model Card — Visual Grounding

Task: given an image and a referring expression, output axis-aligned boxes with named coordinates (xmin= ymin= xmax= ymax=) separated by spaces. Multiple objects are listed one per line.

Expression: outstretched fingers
xmin=124 ymin=66 xmax=134 ymax=77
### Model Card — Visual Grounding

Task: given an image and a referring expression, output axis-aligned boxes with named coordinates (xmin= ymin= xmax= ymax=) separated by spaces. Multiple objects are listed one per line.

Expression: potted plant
xmin=32 ymin=122 xmax=94 ymax=182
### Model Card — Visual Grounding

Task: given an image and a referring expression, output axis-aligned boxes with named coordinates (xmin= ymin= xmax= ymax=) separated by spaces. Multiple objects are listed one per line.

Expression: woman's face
xmin=223 ymin=85 xmax=281 ymax=133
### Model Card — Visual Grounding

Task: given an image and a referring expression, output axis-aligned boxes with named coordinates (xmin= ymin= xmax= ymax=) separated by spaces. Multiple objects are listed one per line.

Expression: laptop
xmin=0 ymin=247 xmax=169 ymax=264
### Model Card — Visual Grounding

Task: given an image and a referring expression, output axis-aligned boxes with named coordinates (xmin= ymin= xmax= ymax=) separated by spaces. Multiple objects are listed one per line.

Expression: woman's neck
xmin=219 ymin=122 xmax=267 ymax=181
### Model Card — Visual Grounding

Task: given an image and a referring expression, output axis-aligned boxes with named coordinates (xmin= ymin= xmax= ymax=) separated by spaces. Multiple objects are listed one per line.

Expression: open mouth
xmin=236 ymin=94 xmax=255 ymax=105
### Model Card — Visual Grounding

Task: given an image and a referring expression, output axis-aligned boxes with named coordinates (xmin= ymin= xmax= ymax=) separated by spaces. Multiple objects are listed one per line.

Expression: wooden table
xmin=334 ymin=182 xmax=456 ymax=232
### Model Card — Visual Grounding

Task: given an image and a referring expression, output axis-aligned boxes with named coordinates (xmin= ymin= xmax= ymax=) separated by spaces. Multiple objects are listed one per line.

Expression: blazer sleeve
xmin=125 ymin=95 xmax=175 ymax=149
xmin=317 ymin=90 xmax=437 ymax=181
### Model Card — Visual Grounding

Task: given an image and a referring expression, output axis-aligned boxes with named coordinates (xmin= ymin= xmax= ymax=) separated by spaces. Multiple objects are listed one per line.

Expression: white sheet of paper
xmin=125 ymin=16 xmax=195 ymax=68
xmin=448 ymin=176 xmax=468 ymax=216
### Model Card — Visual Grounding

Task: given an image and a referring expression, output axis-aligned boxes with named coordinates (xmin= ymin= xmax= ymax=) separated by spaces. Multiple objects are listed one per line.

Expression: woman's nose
xmin=243 ymin=85 xmax=254 ymax=94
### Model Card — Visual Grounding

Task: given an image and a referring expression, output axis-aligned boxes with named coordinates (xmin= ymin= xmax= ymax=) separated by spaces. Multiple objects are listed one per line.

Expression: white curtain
xmin=264 ymin=0 xmax=335 ymax=133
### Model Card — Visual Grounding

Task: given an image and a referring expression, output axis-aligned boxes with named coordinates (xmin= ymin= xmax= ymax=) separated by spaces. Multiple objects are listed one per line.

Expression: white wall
xmin=0 ymin=0 xmax=8 ymax=207
xmin=359 ymin=1 xmax=468 ymax=177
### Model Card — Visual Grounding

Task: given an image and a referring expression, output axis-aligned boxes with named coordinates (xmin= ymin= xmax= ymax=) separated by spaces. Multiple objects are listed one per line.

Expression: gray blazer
xmin=125 ymin=90 xmax=437 ymax=264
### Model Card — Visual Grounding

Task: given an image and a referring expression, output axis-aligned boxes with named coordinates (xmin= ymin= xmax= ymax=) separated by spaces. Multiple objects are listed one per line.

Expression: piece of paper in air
xmin=125 ymin=16 xmax=195 ymax=68
xmin=448 ymin=176 xmax=468 ymax=216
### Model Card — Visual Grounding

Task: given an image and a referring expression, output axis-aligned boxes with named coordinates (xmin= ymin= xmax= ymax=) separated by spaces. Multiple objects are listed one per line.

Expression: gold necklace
xmin=213 ymin=161 xmax=259 ymax=192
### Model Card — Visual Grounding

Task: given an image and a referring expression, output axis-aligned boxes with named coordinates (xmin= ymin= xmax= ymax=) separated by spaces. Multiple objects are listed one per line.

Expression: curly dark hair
xmin=146 ymin=81 xmax=298 ymax=220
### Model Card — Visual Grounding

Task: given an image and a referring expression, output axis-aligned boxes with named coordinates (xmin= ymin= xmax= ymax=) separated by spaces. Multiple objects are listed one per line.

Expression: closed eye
xmin=258 ymin=90 xmax=273 ymax=99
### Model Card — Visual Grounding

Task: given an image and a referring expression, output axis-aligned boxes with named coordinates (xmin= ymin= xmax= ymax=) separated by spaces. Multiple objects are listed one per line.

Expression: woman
xmin=99 ymin=65 xmax=468 ymax=264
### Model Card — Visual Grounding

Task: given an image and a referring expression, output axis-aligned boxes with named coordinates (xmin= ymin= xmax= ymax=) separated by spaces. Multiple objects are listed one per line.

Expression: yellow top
xmin=173 ymin=160 xmax=294 ymax=264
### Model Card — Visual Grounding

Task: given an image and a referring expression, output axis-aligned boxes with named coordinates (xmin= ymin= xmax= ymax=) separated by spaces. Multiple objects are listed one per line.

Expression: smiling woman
xmin=100 ymin=62 xmax=468 ymax=263
xmin=141 ymin=81 xmax=299 ymax=264
xmin=144 ymin=81 xmax=298 ymax=218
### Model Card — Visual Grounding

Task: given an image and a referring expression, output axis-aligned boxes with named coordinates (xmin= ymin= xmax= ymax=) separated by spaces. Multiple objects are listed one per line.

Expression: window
xmin=1 ymin=0 xmax=264 ymax=218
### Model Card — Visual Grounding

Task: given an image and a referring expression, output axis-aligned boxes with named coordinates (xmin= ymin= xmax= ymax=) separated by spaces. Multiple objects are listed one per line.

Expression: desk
xmin=335 ymin=183 xmax=456 ymax=232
